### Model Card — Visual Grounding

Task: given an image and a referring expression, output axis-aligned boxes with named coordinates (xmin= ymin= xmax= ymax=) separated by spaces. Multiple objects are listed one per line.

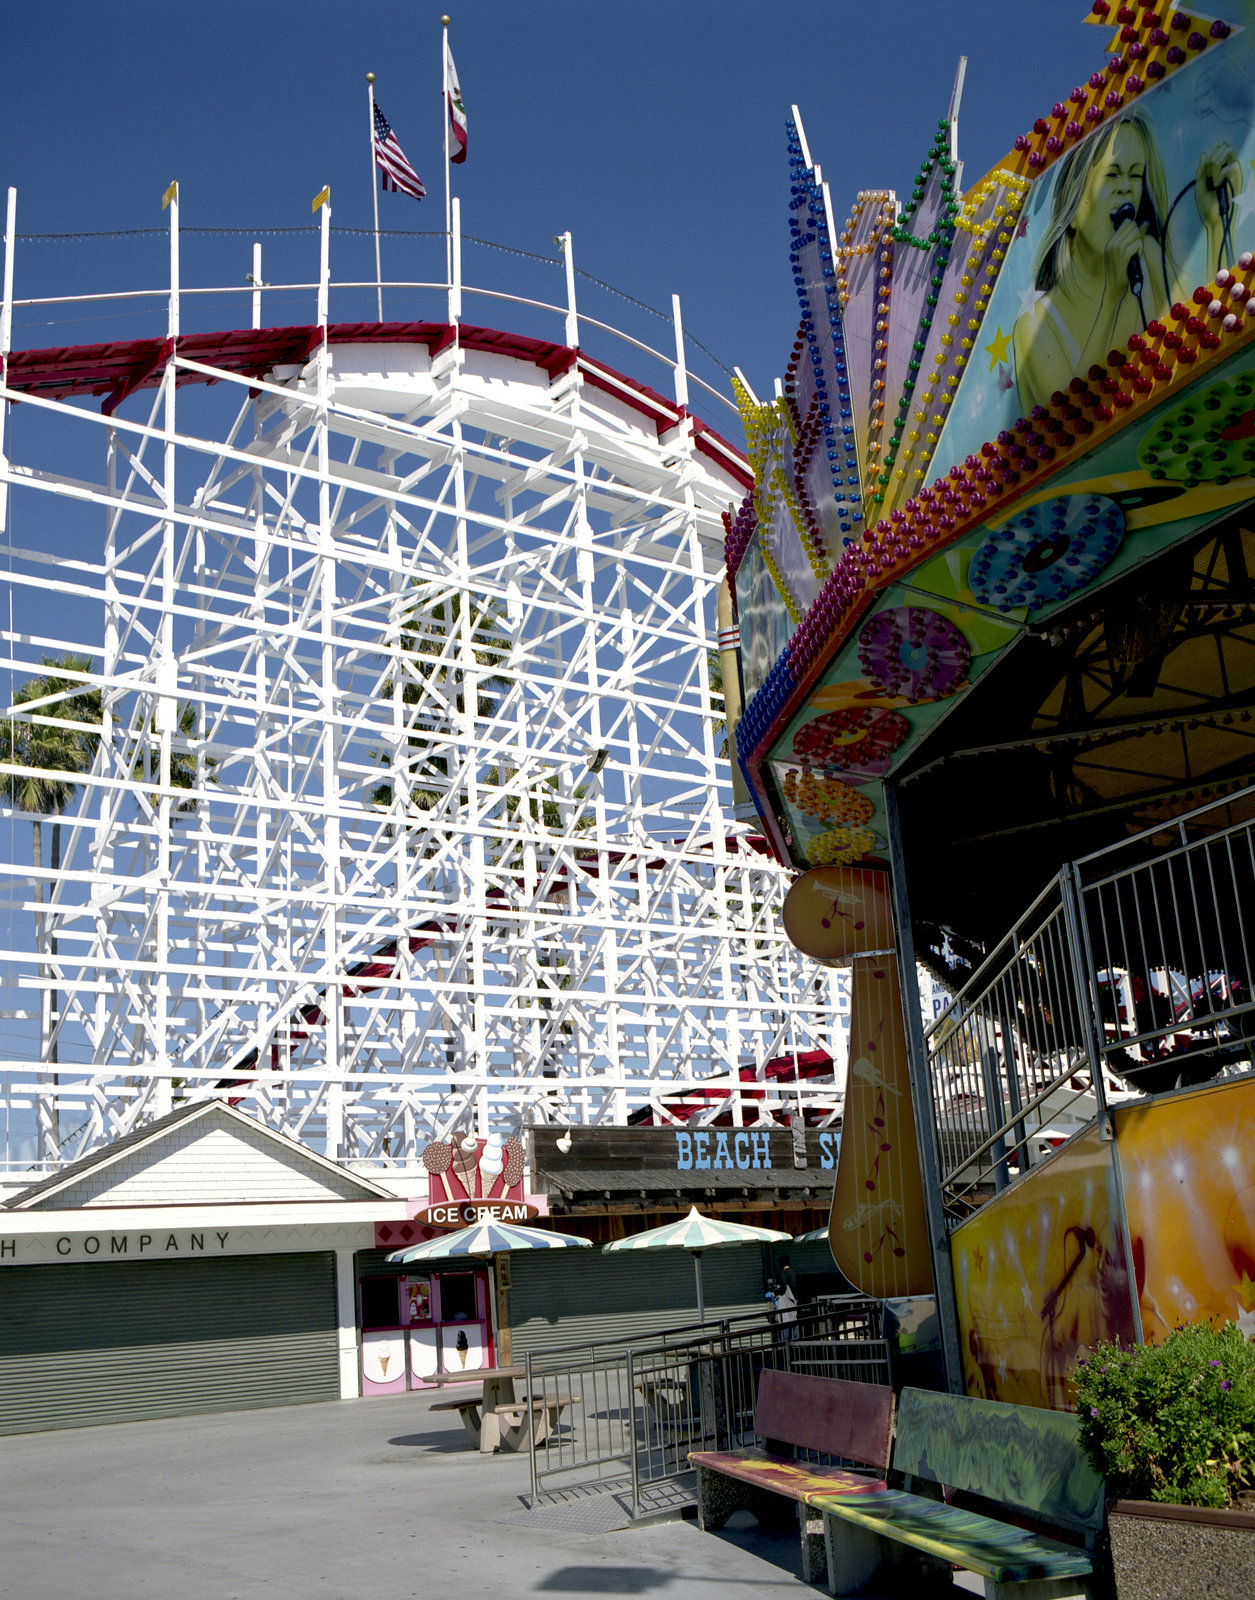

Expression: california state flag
xmin=444 ymin=37 xmax=467 ymax=164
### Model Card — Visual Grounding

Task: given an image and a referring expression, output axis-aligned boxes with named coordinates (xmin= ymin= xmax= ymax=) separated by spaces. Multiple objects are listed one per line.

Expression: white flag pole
xmin=0 ymin=187 xmax=16 ymax=536
xmin=366 ymin=73 xmax=383 ymax=322
xmin=315 ymin=186 xmax=331 ymax=332
xmin=251 ymin=241 xmax=263 ymax=330
xmin=442 ymin=15 xmax=452 ymax=295
xmin=163 ymin=180 xmax=180 ymax=341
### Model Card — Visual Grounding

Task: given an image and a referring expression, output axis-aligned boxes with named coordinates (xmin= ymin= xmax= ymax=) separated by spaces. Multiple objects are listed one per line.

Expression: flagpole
xmin=366 ymin=73 xmax=383 ymax=323
xmin=442 ymin=15 xmax=452 ymax=295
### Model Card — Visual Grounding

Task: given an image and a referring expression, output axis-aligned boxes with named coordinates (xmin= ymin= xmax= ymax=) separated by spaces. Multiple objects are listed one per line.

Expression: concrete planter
xmin=1108 ymin=1499 xmax=1255 ymax=1600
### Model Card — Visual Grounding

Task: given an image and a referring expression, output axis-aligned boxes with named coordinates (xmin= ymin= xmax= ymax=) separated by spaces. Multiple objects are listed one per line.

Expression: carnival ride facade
xmin=734 ymin=3 xmax=1255 ymax=1396
xmin=0 ymin=199 xmax=847 ymax=1174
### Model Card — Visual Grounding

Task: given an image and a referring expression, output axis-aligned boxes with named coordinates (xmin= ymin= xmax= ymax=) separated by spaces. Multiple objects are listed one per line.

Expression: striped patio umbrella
xmin=385 ymin=1220 xmax=593 ymax=1263
xmin=603 ymin=1205 xmax=791 ymax=1324
xmin=794 ymin=1225 xmax=829 ymax=1244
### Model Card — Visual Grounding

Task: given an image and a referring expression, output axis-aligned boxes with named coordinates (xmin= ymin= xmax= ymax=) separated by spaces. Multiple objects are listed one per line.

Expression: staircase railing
xmin=925 ymin=784 xmax=1255 ymax=1221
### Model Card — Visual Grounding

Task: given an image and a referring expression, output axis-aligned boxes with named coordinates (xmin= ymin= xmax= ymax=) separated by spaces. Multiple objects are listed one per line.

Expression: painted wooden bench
xmin=804 ymin=1387 xmax=1105 ymax=1599
xmin=689 ymin=1369 xmax=895 ymax=1588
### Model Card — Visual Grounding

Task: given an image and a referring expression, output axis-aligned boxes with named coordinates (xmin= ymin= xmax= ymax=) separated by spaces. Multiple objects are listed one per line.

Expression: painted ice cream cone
xmin=451 ymin=1139 xmax=479 ymax=1200
xmin=480 ymin=1134 xmax=505 ymax=1199
xmin=456 ymin=1330 xmax=469 ymax=1369
xmin=503 ymin=1137 xmax=525 ymax=1191
xmin=422 ymin=1140 xmax=453 ymax=1201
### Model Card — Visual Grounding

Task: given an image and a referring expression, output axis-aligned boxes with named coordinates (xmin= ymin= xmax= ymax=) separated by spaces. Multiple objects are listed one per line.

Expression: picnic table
xmin=427 ymin=1365 xmax=578 ymax=1454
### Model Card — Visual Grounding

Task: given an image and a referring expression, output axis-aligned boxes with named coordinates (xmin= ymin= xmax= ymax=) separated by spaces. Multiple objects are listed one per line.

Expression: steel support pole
xmin=979 ymin=1046 xmax=1010 ymax=1192
xmin=1058 ymin=861 xmax=1111 ymax=1127
xmin=882 ymin=782 xmax=964 ymax=1392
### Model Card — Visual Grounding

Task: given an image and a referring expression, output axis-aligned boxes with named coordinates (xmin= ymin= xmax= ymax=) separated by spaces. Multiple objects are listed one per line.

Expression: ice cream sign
xmin=417 ymin=1199 xmax=539 ymax=1226
xmin=418 ymin=1134 xmax=528 ymax=1227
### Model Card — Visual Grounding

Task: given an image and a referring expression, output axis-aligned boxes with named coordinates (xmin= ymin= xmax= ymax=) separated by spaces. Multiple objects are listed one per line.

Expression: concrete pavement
xmin=0 ymin=1391 xmax=821 ymax=1600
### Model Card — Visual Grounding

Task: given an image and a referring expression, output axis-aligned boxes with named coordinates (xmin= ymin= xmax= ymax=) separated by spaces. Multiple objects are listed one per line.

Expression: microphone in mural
xmin=1110 ymin=200 xmax=1144 ymax=302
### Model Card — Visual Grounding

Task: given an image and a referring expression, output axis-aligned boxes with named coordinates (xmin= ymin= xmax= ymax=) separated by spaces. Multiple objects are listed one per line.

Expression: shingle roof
xmin=4 ymin=1098 xmax=394 ymax=1209
xmin=5 ymin=1102 xmax=219 ymax=1208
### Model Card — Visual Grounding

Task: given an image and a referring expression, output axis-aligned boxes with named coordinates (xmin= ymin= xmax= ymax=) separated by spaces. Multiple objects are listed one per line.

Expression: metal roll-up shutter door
xmin=0 ymin=1250 xmax=338 ymax=1435
xmin=507 ymin=1243 xmax=769 ymax=1358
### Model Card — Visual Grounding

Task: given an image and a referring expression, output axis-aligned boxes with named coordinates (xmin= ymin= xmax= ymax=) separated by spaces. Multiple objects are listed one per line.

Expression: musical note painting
xmin=829 ymin=955 xmax=935 ymax=1299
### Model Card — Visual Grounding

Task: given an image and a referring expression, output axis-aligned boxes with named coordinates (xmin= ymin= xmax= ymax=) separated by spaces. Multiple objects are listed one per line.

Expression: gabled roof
xmin=4 ymin=1099 xmax=396 ymax=1210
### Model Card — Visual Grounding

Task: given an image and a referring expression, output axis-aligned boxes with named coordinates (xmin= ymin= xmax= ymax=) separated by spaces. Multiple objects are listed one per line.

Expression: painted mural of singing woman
xmin=1013 ymin=109 xmax=1243 ymax=413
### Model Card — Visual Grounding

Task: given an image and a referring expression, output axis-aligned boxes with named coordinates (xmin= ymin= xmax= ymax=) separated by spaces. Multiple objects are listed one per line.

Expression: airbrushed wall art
xmin=1115 ymin=1074 xmax=1255 ymax=1341
xmin=728 ymin=5 xmax=1255 ymax=878
xmin=951 ymin=1124 xmax=1135 ymax=1411
xmin=951 ymin=1072 xmax=1255 ymax=1409
xmin=828 ymin=959 xmax=934 ymax=1299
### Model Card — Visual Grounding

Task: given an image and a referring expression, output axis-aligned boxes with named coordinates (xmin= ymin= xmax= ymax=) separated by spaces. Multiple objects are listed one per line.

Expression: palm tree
xmin=130 ymin=701 xmax=217 ymax=812
xmin=370 ymin=589 xmax=512 ymax=815
xmin=708 ymin=647 xmax=729 ymax=758
xmin=0 ymin=655 xmax=101 ymax=1150
xmin=499 ymin=768 xmax=597 ymax=842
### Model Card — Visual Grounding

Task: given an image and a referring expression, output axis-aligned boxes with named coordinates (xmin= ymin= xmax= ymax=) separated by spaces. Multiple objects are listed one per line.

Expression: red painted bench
xmin=689 ymin=1368 xmax=895 ymax=1587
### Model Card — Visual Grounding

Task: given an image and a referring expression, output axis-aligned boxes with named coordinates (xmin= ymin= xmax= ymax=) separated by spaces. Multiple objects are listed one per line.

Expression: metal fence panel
xmin=521 ymin=1301 xmax=887 ymax=1512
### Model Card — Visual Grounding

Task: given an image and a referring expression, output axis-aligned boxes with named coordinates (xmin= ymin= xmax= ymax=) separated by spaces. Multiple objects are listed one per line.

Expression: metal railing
xmin=924 ymin=874 xmax=1103 ymax=1218
xmin=521 ymin=1299 xmax=886 ymax=1515
xmin=4 ymin=214 xmax=740 ymax=423
xmin=1076 ymin=797 xmax=1255 ymax=1093
xmin=925 ymin=784 xmax=1255 ymax=1220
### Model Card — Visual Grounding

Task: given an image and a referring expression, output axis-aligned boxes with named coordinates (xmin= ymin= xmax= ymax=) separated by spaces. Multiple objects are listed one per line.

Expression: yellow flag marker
xmin=161 ymin=180 xmax=178 ymax=210
xmin=312 ymin=186 xmax=330 ymax=213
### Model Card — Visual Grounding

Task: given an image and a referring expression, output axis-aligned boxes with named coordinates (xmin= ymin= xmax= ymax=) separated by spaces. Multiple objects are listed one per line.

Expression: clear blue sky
xmin=0 ymin=4 xmax=1160 ymax=1158
xmin=2 ymin=1 xmax=1119 ymax=416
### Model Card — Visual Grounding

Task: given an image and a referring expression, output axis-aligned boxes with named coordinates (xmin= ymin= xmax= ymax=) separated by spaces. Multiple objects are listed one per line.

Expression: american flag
xmin=373 ymin=104 xmax=426 ymax=201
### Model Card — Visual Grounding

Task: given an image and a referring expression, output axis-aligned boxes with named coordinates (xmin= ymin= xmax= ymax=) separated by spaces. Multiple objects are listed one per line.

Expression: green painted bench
xmin=804 ymin=1387 xmax=1105 ymax=1599
xmin=689 ymin=1369 xmax=895 ymax=1588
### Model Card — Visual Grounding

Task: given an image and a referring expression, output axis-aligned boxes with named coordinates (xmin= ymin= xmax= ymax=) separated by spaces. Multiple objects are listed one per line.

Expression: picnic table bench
xmin=635 ymin=1374 xmax=691 ymax=1431
xmin=428 ymin=1366 xmax=522 ymax=1453
xmin=689 ymin=1369 xmax=895 ymax=1587
xmin=489 ymin=1390 xmax=579 ymax=1452
xmin=428 ymin=1366 xmax=578 ymax=1454
xmin=804 ymin=1387 xmax=1105 ymax=1599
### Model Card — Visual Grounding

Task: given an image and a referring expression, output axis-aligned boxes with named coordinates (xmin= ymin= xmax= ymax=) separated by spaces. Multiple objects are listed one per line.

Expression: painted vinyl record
xmin=782 ymin=769 xmax=876 ymax=826
xmin=857 ymin=605 xmax=970 ymax=701
xmin=1139 ymin=375 xmax=1255 ymax=486
xmin=792 ymin=706 xmax=910 ymax=776
xmin=967 ymin=494 xmax=1124 ymax=613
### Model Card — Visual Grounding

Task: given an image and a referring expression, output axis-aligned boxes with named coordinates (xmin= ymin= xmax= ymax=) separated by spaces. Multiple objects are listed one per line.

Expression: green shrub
xmin=1074 ymin=1321 xmax=1255 ymax=1508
